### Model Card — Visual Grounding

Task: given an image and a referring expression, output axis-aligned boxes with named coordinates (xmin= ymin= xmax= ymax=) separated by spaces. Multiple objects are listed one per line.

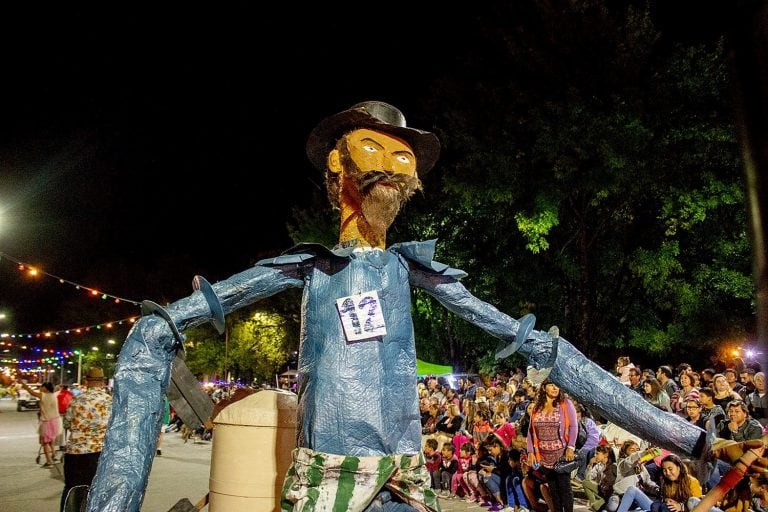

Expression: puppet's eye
xmin=396 ymin=155 xmax=411 ymax=164
xmin=362 ymin=145 xmax=377 ymax=153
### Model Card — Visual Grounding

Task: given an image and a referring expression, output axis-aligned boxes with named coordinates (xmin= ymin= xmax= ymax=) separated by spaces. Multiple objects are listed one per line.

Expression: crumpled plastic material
xmin=87 ymin=238 xmax=706 ymax=511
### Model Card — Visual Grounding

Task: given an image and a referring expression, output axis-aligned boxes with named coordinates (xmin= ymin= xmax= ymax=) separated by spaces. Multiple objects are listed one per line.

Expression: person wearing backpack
xmin=574 ymin=402 xmax=601 ymax=483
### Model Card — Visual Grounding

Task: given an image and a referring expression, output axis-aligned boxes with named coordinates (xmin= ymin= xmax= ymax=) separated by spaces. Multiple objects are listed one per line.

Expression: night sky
xmin=0 ymin=5 xmax=470 ymax=336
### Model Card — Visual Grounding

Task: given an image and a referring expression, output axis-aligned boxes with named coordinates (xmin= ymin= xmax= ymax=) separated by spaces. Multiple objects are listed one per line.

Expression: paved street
xmin=0 ymin=396 xmax=210 ymax=512
xmin=0 ymin=396 xmax=589 ymax=511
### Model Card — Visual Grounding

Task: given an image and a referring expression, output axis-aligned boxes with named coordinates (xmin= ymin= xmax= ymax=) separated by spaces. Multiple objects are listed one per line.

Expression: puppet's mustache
xmin=357 ymin=170 xmax=410 ymax=193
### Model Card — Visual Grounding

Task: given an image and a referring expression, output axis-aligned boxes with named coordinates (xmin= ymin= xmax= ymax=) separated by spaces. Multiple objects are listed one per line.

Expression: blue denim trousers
xmin=616 ymin=485 xmax=653 ymax=512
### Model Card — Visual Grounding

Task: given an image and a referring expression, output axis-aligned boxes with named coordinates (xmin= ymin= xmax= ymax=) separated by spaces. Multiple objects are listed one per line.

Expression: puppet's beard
xmin=361 ymin=183 xmax=402 ymax=234
xmin=353 ymin=169 xmax=419 ymax=234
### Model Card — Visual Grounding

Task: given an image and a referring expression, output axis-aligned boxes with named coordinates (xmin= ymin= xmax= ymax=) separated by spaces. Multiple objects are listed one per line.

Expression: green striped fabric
xmin=281 ymin=447 xmax=441 ymax=512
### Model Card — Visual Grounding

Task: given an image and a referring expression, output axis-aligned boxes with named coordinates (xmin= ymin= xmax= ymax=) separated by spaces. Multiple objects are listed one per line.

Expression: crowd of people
xmin=418 ymin=354 xmax=768 ymax=512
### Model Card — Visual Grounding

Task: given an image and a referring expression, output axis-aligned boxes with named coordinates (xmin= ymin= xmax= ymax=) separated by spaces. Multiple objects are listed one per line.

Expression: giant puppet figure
xmin=86 ymin=101 xmax=709 ymax=512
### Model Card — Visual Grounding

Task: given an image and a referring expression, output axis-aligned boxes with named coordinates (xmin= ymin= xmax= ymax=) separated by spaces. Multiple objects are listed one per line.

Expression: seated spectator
xmin=479 ymin=436 xmax=511 ymax=511
xmin=423 ymin=437 xmax=442 ymax=491
xmin=725 ymin=368 xmax=746 ymax=397
xmin=685 ymin=399 xmax=708 ymax=429
xmin=505 ymin=447 xmax=529 ymax=510
xmin=438 ymin=442 xmax=459 ymax=497
xmin=738 ymin=368 xmax=756 ymax=399
xmin=643 ymin=377 xmax=672 ymax=412
xmin=715 ymin=400 xmax=763 ymax=441
xmin=628 ymin=367 xmax=645 ymax=395
xmin=491 ymin=411 xmax=516 ymax=449
xmin=511 ymin=401 xmax=535 ymax=451
xmin=616 ymin=356 xmax=636 ymax=386
xmin=445 ymin=387 xmax=461 ymax=410
xmin=582 ymin=444 xmax=617 ymax=511
xmin=462 ymin=399 xmax=478 ymax=433
xmin=699 ymin=388 xmax=726 ymax=431
xmin=746 ymin=371 xmax=768 ymax=426
xmin=450 ymin=441 xmax=473 ymax=499
xmin=712 ymin=374 xmax=742 ymax=410
xmin=463 ymin=441 xmax=492 ymax=504
xmin=575 ymin=402 xmax=602 ymax=482
xmin=472 ymin=408 xmax=493 ymax=446
xmin=657 ymin=366 xmax=680 ymax=399
xmin=708 ymin=399 xmax=764 ymax=490
xmin=422 ymin=403 xmax=441 ymax=436
xmin=615 ymin=453 xmax=701 ymax=512
xmin=435 ymin=403 xmax=463 ymax=446
xmin=670 ymin=371 xmax=700 ymax=417
xmin=509 ymin=389 xmax=530 ymax=423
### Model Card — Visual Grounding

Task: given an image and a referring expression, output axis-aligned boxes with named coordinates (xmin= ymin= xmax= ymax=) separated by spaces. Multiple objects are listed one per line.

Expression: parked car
xmin=17 ymin=383 xmax=40 ymax=411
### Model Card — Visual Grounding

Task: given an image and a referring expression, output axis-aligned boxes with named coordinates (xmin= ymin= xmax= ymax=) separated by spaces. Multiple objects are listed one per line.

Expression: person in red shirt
xmin=56 ymin=384 xmax=74 ymax=451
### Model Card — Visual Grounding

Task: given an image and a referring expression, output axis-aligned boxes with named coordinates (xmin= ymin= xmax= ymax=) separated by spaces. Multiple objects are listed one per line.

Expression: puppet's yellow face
xmin=344 ymin=128 xmax=416 ymax=177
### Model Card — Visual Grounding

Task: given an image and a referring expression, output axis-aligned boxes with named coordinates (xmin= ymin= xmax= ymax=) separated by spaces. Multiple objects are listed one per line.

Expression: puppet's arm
xmin=409 ymin=267 xmax=707 ymax=457
xmin=87 ymin=263 xmax=304 ymax=512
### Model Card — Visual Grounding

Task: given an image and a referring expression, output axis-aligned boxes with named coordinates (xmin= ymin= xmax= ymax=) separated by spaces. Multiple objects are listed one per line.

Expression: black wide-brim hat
xmin=306 ymin=100 xmax=441 ymax=176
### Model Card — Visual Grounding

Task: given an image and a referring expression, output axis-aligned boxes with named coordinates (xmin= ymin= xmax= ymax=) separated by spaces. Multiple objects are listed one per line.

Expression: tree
xmin=290 ymin=1 xmax=753 ymax=372
xmin=184 ymin=291 xmax=301 ymax=384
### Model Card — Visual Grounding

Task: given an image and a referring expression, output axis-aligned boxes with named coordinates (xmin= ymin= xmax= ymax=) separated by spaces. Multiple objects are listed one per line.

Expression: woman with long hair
xmin=643 ymin=378 xmax=672 ymax=412
xmin=615 ymin=453 xmax=702 ymax=512
xmin=17 ymin=380 xmax=61 ymax=466
xmin=712 ymin=374 xmax=742 ymax=410
xmin=463 ymin=399 xmax=478 ymax=433
xmin=435 ymin=403 xmax=463 ymax=447
xmin=525 ymin=378 xmax=579 ymax=512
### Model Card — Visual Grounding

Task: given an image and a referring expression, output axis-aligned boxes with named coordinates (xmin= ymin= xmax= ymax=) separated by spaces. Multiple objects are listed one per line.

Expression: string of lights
xmin=0 ymin=251 xmax=142 ymax=306
xmin=0 ymin=316 xmax=138 ymax=341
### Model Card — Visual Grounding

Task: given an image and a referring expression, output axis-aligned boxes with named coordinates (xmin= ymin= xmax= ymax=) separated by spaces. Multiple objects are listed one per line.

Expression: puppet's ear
xmin=328 ymin=149 xmax=342 ymax=174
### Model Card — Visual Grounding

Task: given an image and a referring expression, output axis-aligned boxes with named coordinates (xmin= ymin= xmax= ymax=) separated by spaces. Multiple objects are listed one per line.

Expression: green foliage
xmin=184 ymin=293 xmax=301 ymax=384
xmin=188 ymin=0 xmax=755 ymax=375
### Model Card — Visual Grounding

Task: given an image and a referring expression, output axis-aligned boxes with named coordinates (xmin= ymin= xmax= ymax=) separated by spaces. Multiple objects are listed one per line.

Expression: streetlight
xmin=75 ymin=350 xmax=83 ymax=384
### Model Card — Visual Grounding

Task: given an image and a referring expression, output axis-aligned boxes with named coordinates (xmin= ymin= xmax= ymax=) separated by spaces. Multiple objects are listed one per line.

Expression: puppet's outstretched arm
xmin=86 ymin=264 xmax=303 ymax=512
xmin=410 ymin=268 xmax=707 ymax=457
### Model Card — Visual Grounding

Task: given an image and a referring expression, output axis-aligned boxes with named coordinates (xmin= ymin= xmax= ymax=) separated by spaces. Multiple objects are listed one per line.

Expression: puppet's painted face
xmin=327 ymin=128 xmax=422 ymax=235
xmin=345 ymin=128 xmax=416 ymax=177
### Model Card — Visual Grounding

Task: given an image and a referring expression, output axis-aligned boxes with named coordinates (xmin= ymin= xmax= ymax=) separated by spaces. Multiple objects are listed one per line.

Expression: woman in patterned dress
xmin=526 ymin=378 xmax=579 ymax=512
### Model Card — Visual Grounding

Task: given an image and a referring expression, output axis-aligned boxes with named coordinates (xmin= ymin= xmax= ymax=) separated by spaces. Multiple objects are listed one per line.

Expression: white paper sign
xmin=336 ymin=290 xmax=387 ymax=341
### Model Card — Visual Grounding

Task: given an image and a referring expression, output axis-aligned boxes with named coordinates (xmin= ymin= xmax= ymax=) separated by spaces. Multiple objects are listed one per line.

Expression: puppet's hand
xmin=495 ymin=314 xmax=536 ymax=360
xmin=710 ymin=438 xmax=765 ymax=463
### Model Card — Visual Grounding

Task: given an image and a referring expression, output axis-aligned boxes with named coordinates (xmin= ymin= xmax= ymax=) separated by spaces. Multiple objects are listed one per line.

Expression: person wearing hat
xmin=60 ymin=367 xmax=112 ymax=511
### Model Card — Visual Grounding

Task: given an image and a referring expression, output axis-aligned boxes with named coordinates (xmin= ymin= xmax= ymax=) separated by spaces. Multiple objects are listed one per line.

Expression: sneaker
xmin=481 ymin=500 xmax=494 ymax=508
xmin=489 ymin=504 xmax=504 ymax=512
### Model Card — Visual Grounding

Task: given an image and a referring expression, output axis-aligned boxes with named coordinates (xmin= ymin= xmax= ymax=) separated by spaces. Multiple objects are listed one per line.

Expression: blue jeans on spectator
xmin=616 ymin=485 xmax=653 ymax=512
xmin=687 ymin=496 xmax=725 ymax=512
xmin=707 ymin=459 xmax=731 ymax=490
xmin=577 ymin=447 xmax=596 ymax=480
xmin=484 ymin=473 xmax=504 ymax=503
